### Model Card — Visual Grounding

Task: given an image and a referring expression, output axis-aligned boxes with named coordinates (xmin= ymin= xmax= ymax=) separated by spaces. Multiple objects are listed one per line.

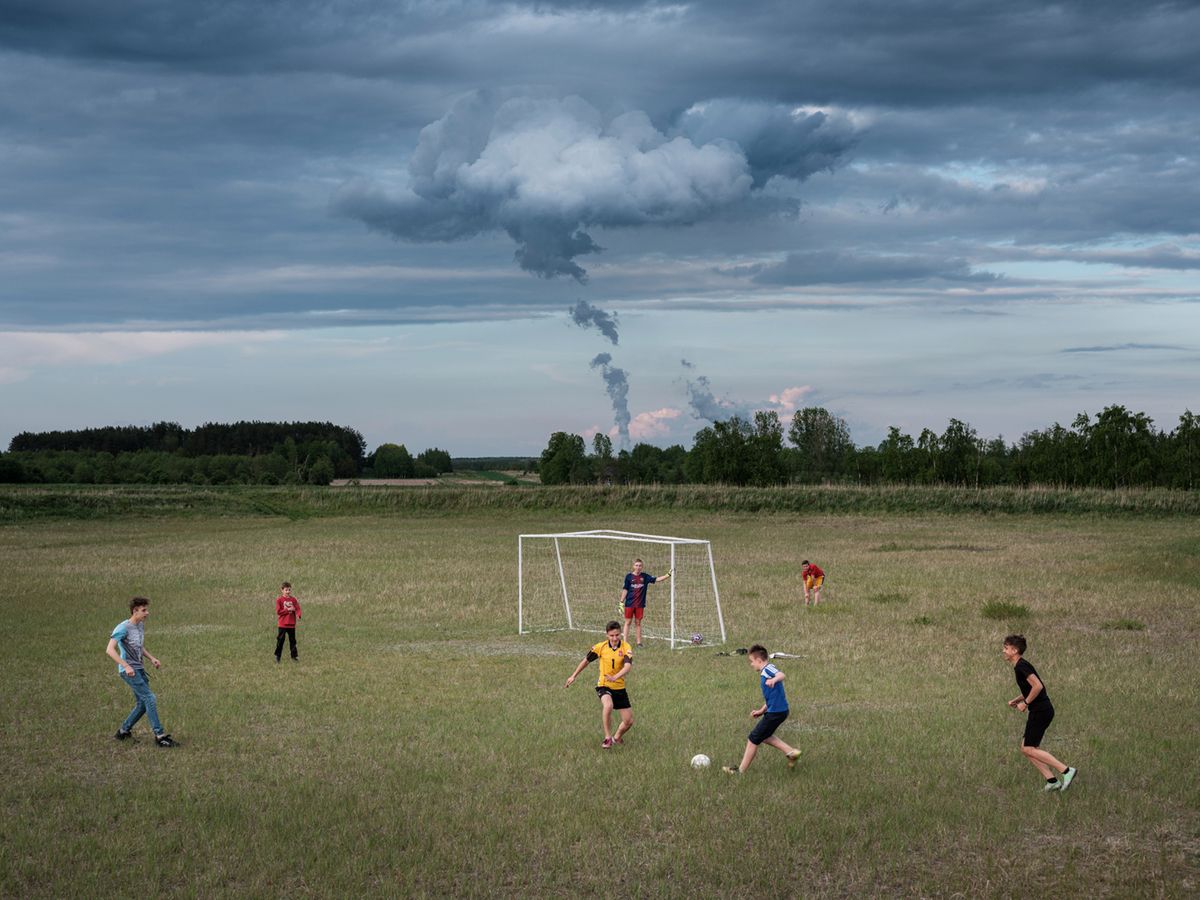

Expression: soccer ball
xmin=690 ymin=753 xmax=711 ymax=769
xmin=690 ymin=633 xmax=703 ymax=644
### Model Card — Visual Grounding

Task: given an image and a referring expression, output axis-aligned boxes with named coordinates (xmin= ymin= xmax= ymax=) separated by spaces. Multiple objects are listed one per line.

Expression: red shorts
xmin=623 ymin=605 xmax=644 ymax=621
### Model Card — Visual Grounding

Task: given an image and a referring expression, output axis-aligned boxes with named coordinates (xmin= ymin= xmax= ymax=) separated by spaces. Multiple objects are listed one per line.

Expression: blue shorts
xmin=749 ymin=710 xmax=788 ymax=745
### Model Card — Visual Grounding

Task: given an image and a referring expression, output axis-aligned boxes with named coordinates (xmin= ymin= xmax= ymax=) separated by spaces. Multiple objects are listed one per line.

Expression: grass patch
xmin=868 ymin=592 xmax=908 ymax=605
xmin=981 ymin=600 xmax=1030 ymax=620
xmin=0 ymin=506 xmax=1196 ymax=896
xmin=873 ymin=542 xmax=994 ymax=552
xmin=3 ymin=482 xmax=1200 ymax=525
xmin=1102 ymin=618 xmax=1146 ymax=631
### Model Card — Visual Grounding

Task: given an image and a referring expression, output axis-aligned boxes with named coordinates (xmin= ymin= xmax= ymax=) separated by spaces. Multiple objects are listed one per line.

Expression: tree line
xmin=0 ymin=422 xmax=454 ymax=486
xmin=539 ymin=405 xmax=1200 ymax=490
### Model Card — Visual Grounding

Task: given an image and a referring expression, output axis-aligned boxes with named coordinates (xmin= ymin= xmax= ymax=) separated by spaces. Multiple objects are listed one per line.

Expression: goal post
xmin=518 ymin=529 xmax=725 ymax=649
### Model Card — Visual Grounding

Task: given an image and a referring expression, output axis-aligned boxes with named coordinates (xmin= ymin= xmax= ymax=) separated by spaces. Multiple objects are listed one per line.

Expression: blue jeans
xmin=119 ymin=668 xmax=163 ymax=735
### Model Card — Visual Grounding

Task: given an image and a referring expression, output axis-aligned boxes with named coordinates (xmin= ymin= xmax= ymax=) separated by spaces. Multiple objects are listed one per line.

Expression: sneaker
xmin=601 ymin=737 xmax=614 ymax=749
xmin=721 ymin=765 xmax=740 ymax=775
xmin=155 ymin=734 xmax=177 ymax=748
xmin=786 ymin=749 xmax=802 ymax=769
xmin=1043 ymin=780 xmax=1062 ymax=792
xmin=1060 ymin=767 xmax=1077 ymax=791
xmin=274 ymin=656 xmax=280 ymax=664
xmin=114 ymin=728 xmax=132 ymax=741
xmin=636 ymin=643 xmax=643 ymax=648
xmin=613 ymin=735 xmax=624 ymax=745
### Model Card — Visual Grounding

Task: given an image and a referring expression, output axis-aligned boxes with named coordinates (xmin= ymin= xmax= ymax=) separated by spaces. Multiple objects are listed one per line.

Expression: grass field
xmin=1 ymin=496 xmax=1197 ymax=897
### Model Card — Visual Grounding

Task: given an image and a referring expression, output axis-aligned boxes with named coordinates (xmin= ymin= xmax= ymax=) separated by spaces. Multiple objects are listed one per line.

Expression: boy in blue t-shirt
xmin=105 ymin=597 xmax=176 ymax=747
xmin=723 ymin=644 xmax=802 ymax=774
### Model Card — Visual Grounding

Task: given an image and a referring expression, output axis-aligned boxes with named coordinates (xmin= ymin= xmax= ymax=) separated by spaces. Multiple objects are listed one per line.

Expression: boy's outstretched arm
xmin=765 ymin=669 xmax=785 ymax=687
xmin=565 ymin=653 xmax=595 ymax=687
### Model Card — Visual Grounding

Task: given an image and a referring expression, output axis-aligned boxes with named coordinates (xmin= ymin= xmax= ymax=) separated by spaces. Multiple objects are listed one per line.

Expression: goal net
xmin=518 ymin=529 xmax=725 ymax=649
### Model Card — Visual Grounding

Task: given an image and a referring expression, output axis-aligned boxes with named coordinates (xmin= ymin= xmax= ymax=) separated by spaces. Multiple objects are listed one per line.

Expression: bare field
xmin=0 ymin=507 xmax=1196 ymax=897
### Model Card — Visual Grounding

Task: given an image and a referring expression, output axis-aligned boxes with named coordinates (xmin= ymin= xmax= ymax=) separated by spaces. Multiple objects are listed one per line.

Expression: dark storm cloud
xmin=995 ymin=244 xmax=1200 ymax=271
xmin=1061 ymin=343 xmax=1188 ymax=353
xmin=1 ymin=0 xmax=1198 ymax=331
xmin=569 ymin=300 xmax=619 ymax=345
xmin=7 ymin=1 xmax=1197 ymax=105
xmin=589 ymin=352 xmax=631 ymax=446
xmin=747 ymin=251 xmax=1000 ymax=286
xmin=676 ymin=99 xmax=860 ymax=187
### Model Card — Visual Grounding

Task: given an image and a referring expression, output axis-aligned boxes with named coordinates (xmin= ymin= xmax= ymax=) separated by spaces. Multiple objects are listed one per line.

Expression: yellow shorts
xmin=805 ymin=575 xmax=824 ymax=590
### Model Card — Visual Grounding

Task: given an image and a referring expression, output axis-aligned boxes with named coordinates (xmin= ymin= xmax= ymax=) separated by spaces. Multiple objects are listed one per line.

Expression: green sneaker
xmin=1043 ymin=779 xmax=1061 ymax=792
xmin=786 ymin=749 xmax=802 ymax=769
xmin=1060 ymin=767 xmax=1077 ymax=791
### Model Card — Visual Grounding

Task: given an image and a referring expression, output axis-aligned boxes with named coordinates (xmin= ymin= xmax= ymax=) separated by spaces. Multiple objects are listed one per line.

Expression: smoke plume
xmin=570 ymin=300 xmax=619 ymax=345
xmin=590 ymin=352 xmax=631 ymax=447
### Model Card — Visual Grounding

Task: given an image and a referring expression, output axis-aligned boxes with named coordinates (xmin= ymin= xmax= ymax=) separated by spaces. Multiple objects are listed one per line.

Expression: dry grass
xmin=0 ymin=508 xmax=1196 ymax=897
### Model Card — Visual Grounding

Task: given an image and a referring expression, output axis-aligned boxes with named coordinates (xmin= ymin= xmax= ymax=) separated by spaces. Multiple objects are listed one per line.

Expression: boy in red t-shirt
xmin=274 ymin=582 xmax=302 ymax=662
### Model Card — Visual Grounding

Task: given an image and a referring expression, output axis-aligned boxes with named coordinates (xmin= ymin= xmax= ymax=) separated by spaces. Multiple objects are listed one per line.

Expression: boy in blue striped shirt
xmin=723 ymin=644 xmax=802 ymax=774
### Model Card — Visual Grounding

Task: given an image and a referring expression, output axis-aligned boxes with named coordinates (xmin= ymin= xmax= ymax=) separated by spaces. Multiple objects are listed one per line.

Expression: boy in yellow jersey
xmin=565 ymin=620 xmax=634 ymax=749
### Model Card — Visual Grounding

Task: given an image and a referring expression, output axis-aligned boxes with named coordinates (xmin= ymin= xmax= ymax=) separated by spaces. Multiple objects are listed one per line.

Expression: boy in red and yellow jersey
xmin=565 ymin=620 xmax=634 ymax=748
xmin=801 ymin=560 xmax=825 ymax=606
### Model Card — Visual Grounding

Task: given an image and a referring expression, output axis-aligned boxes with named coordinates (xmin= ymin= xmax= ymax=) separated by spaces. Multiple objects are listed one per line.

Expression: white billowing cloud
xmin=768 ymin=386 xmax=814 ymax=413
xmin=629 ymin=407 xmax=682 ymax=441
xmin=336 ymin=93 xmax=759 ymax=281
xmin=0 ymin=330 xmax=286 ymax=379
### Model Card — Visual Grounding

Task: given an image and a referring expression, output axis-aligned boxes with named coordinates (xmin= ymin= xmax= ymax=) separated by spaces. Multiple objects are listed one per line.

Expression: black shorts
xmin=596 ymin=687 xmax=631 ymax=710
xmin=1023 ymin=702 xmax=1055 ymax=748
xmin=748 ymin=710 xmax=789 ymax=745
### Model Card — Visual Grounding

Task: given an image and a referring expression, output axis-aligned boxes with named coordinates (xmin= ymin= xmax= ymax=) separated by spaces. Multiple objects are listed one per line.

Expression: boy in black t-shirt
xmin=1003 ymin=634 xmax=1077 ymax=792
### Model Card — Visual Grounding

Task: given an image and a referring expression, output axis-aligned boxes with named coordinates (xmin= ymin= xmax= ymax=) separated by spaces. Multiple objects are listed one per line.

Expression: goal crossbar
xmin=519 ymin=529 xmax=711 ymax=545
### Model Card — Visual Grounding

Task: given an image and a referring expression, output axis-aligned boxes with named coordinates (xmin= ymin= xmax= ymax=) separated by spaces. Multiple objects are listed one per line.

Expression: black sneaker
xmin=155 ymin=734 xmax=177 ymax=748
xmin=114 ymin=728 xmax=132 ymax=741
xmin=274 ymin=656 xmax=281 ymax=664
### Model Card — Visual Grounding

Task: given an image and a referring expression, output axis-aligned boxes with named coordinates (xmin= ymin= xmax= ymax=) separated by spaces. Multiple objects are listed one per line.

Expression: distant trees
xmin=0 ymin=421 xmax=458 ymax=486
xmin=535 ymin=405 xmax=1200 ymax=490
xmin=786 ymin=407 xmax=853 ymax=482
xmin=6 ymin=406 xmax=1198 ymax=490
xmin=369 ymin=443 xmax=415 ymax=478
xmin=417 ymin=448 xmax=453 ymax=475
xmin=539 ymin=432 xmax=588 ymax=485
xmin=9 ymin=420 xmax=366 ymax=470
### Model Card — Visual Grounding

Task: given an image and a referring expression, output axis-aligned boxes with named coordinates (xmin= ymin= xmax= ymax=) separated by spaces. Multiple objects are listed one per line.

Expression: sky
xmin=1 ymin=0 xmax=1198 ymax=456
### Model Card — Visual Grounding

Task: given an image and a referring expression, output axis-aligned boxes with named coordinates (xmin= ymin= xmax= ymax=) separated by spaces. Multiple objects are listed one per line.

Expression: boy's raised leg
xmin=613 ymin=708 xmax=633 ymax=743
xmin=763 ymin=735 xmax=802 ymax=767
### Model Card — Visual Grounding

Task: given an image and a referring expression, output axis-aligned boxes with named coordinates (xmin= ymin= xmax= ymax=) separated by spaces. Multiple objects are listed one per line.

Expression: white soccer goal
xmin=518 ymin=529 xmax=725 ymax=649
